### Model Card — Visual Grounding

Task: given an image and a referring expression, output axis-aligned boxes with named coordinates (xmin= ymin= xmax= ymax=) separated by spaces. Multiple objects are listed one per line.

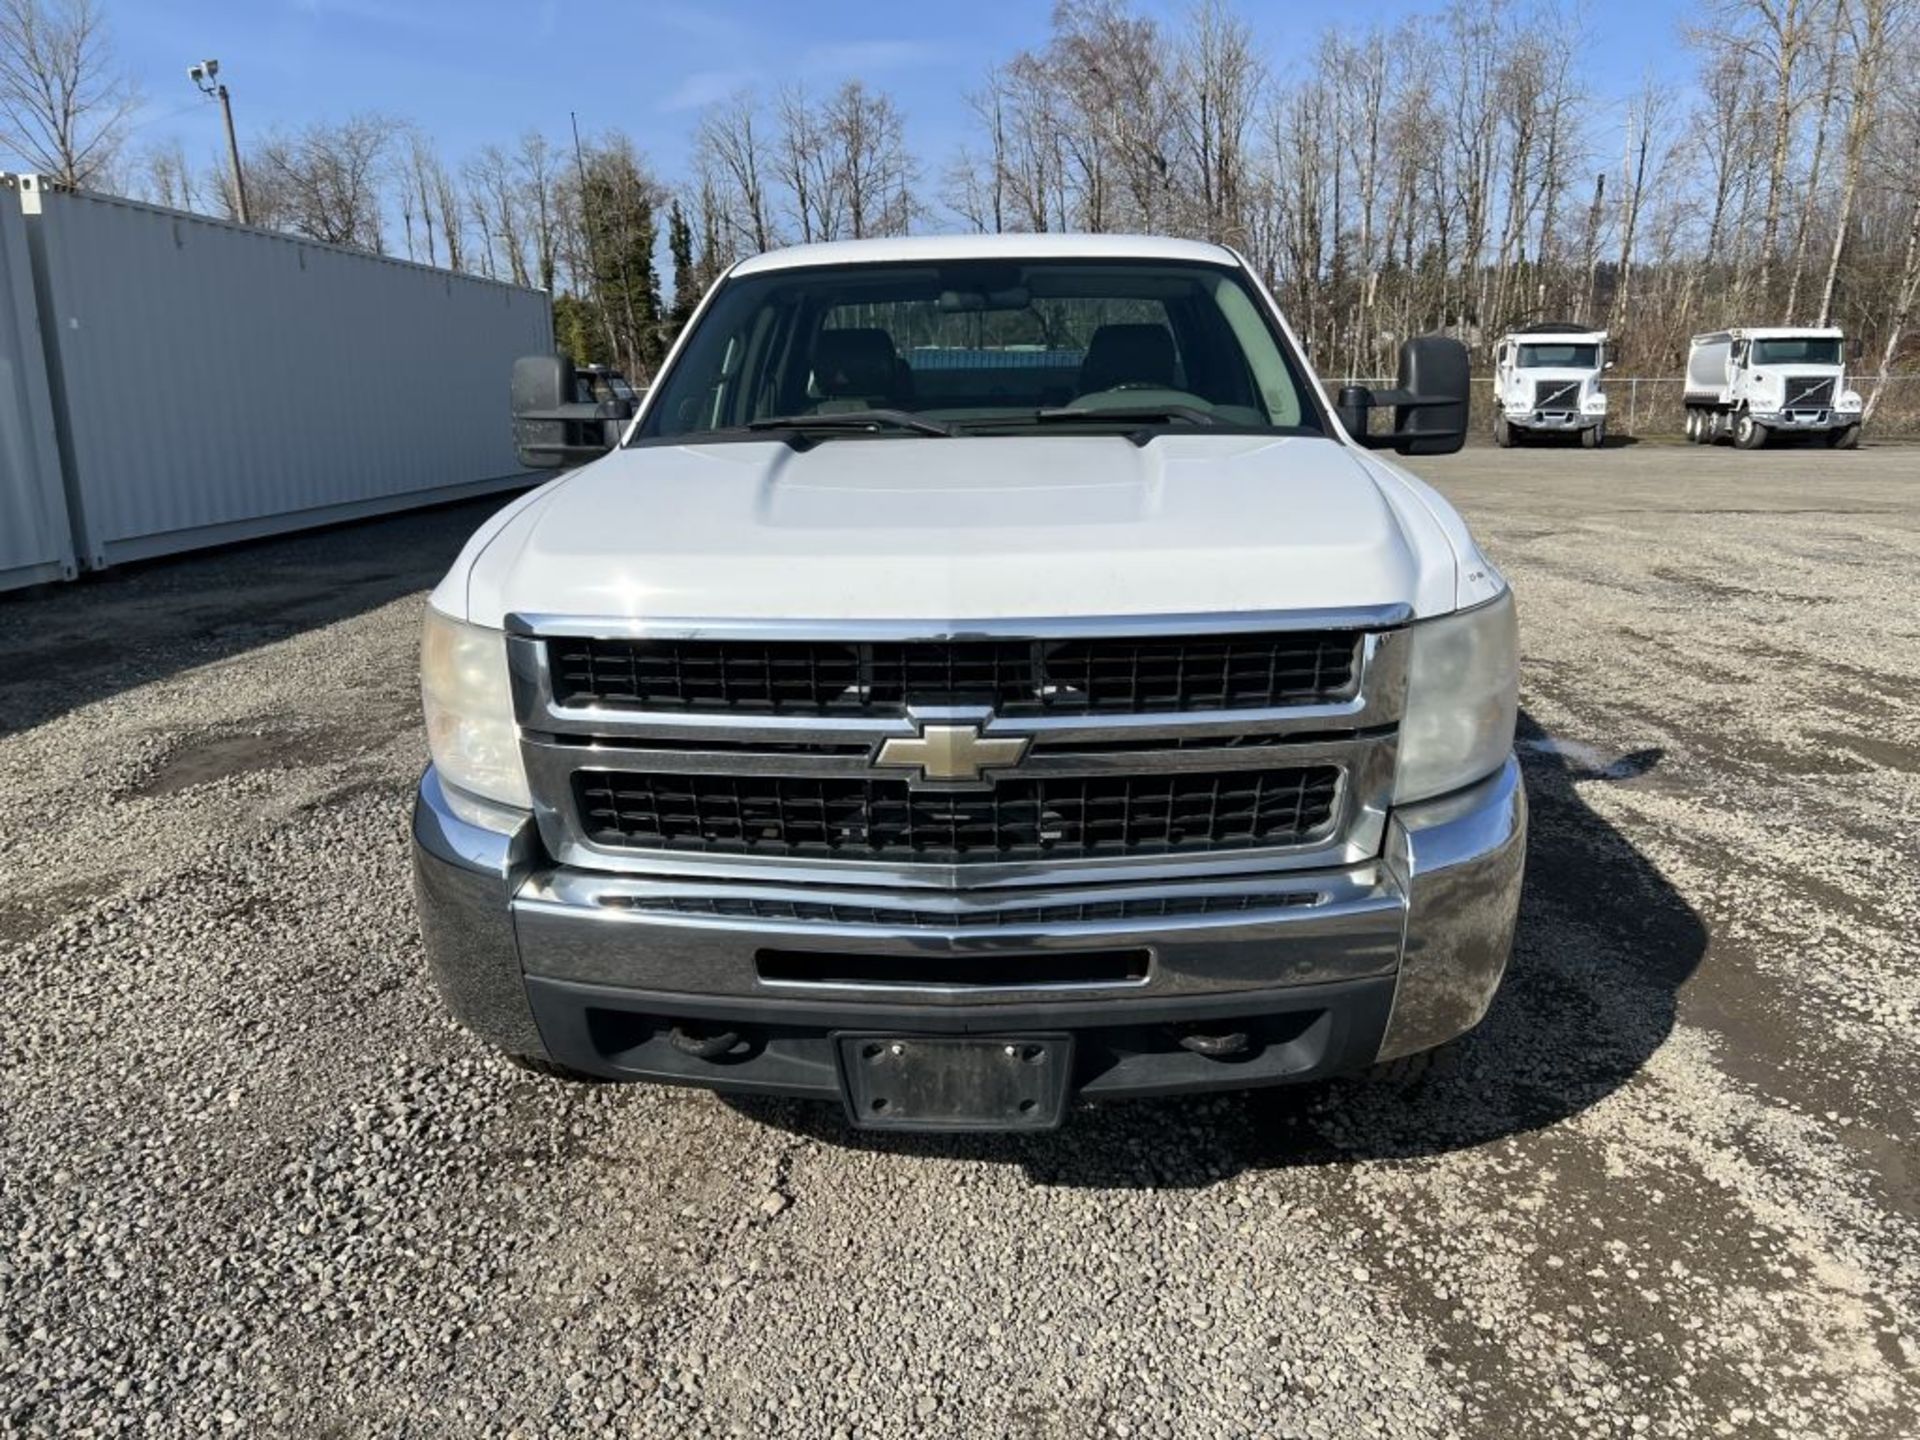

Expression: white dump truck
xmin=1684 ymin=328 xmax=1862 ymax=449
xmin=1491 ymin=324 xmax=1610 ymax=448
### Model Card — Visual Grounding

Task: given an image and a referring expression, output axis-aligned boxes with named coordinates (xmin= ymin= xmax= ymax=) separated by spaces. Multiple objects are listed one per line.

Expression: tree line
xmin=5 ymin=0 xmax=1919 ymax=406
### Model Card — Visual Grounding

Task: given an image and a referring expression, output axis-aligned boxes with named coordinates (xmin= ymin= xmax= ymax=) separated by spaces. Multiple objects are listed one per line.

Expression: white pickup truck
xmin=1684 ymin=327 xmax=1863 ymax=449
xmin=1491 ymin=324 xmax=1610 ymax=448
xmin=412 ymin=235 xmax=1525 ymax=1132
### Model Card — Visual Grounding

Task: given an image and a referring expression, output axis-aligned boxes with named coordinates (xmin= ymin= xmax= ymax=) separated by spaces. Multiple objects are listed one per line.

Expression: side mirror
xmin=1335 ymin=336 xmax=1470 ymax=456
xmin=511 ymin=354 xmax=625 ymax=469
xmin=1848 ymin=338 xmax=1863 ymax=362
xmin=1605 ymin=358 xmax=1616 ymax=371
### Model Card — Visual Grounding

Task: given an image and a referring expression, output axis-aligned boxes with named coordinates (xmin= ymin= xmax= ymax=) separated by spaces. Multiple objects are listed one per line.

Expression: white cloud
xmin=798 ymin=39 xmax=939 ymax=77
xmin=657 ymin=68 xmax=762 ymax=113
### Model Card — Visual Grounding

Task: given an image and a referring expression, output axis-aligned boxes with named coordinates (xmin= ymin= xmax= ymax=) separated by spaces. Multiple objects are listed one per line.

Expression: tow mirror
xmin=1848 ymin=338 xmax=1863 ymax=362
xmin=1335 ymin=336 xmax=1470 ymax=456
xmin=511 ymin=354 xmax=628 ymax=469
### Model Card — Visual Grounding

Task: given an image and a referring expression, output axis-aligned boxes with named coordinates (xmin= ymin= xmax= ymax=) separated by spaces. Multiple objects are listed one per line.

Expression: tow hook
xmin=1176 ymin=1028 xmax=1254 ymax=1059
xmin=670 ymin=1026 xmax=744 ymax=1060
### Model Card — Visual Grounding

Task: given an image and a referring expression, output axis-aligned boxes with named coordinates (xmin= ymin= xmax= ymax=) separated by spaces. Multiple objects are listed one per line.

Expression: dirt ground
xmin=1 ymin=440 xmax=1915 ymax=1437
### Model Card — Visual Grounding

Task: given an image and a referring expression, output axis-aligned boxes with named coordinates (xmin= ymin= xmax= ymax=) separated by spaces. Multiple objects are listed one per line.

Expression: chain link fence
xmin=1340 ymin=375 xmax=1920 ymax=439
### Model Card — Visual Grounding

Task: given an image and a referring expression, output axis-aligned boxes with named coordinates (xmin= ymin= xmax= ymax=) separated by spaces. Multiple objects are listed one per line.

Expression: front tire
xmin=1734 ymin=412 xmax=1768 ymax=450
xmin=1828 ymin=424 xmax=1860 ymax=450
xmin=1580 ymin=422 xmax=1603 ymax=449
xmin=1493 ymin=414 xmax=1513 ymax=448
xmin=1684 ymin=409 xmax=1701 ymax=444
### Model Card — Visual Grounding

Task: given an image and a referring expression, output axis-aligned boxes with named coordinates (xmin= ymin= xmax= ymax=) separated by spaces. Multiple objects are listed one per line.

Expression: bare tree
xmin=464 ymin=143 xmax=528 ymax=284
xmin=253 ymin=114 xmax=398 ymax=251
xmin=1170 ymin=0 xmax=1263 ymax=245
xmin=822 ymin=80 xmax=915 ymax=239
xmin=1818 ymin=0 xmax=1913 ymax=322
xmin=1715 ymin=0 xmax=1817 ymax=304
xmin=694 ymin=92 xmax=776 ymax=254
xmin=0 ymin=0 xmax=137 ymax=187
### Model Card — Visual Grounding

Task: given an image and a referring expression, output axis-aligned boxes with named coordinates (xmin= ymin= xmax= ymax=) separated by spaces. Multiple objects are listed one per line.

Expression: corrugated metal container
xmin=15 ymin=175 xmax=550 ymax=568
xmin=0 ymin=177 xmax=74 ymax=592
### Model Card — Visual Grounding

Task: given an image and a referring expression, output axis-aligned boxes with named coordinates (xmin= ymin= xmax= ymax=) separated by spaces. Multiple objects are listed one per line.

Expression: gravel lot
xmin=3 ymin=441 xmax=1916 ymax=1438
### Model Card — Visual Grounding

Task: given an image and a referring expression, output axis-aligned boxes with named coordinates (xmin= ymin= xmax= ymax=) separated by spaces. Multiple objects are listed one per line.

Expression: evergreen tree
xmin=581 ymin=138 xmax=665 ymax=375
xmin=667 ymin=198 xmax=697 ymax=336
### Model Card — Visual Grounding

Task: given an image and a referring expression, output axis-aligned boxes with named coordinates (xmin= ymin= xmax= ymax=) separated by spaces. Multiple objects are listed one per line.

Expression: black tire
xmin=507 ymin=1052 xmax=606 ymax=1083
xmin=1734 ymin=412 xmax=1768 ymax=450
xmin=1493 ymin=414 xmax=1512 ymax=448
xmin=1684 ymin=409 xmax=1700 ymax=444
xmin=1828 ymin=424 xmax=1860 ymax=450
xmin=1580 ymin=422 xmax=1603 ymax=449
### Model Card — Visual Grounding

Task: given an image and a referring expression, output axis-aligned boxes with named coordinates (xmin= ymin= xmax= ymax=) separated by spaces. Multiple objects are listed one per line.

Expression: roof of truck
xmin=730 ymin=233 xmax=1245 ymax=276
xmin=1502 ymin=327 xmax=1607 ymax=343
xmin=1692 ymin=327 xmax=1845 ymax=343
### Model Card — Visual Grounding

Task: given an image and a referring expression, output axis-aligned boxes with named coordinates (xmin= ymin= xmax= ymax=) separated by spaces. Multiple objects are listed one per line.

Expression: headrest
xmin=813 ymin=328 xmax=900 ymax=398
xmin=1079 ymin=324 xmax=1177 ymax=393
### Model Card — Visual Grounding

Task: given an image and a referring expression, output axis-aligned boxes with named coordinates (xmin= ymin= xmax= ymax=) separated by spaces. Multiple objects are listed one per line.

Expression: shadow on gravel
xmin=724 ymin=709 xmax=1708 ymax=1187
xmin=0 ymin=495 xmax=520 ymax=737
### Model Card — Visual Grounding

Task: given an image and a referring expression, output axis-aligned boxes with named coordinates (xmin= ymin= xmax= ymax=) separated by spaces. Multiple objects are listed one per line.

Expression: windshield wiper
xmin=745 ymin=409 xmax=958 ymax=437
xmin=1028 ymin=404 xmax=1221 ymax=428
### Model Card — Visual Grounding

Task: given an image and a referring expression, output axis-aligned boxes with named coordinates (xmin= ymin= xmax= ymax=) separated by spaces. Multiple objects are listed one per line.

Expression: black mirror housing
xmin=511 ymin=353 xmax=623 ymax=470
xmin=1336 ymin=336 xmax=1470 ymax=456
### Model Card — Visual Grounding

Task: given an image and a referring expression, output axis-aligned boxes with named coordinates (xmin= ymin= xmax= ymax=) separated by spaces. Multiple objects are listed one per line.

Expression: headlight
xmin=421 ymin=607 xmax=530 ymax=809
xmin=1583 ymin=392 xmax=1607 ymax=413
xmin=1395 ymin=590 xmax=1519 ymax=804
xmin=1838 ymin=390 xmax=1863 ymax=412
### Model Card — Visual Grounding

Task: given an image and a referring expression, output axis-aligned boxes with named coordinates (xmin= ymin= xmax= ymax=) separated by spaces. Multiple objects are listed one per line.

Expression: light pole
xmin=188 ymin=58 xmax=250 ymax=225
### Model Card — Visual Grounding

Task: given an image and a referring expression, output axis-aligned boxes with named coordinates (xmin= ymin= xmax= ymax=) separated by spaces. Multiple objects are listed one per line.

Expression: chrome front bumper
xmin=411 ymin=757 xmax=1526 ymax=1092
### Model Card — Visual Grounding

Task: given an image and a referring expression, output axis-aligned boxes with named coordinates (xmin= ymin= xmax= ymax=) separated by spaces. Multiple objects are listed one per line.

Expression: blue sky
xmin=104 ymin=0 xmax=1701 ymax=200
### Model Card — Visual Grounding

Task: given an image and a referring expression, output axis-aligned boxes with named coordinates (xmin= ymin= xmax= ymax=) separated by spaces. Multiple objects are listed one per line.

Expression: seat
xmin=1077 ymin=324 xmax=1177 ymax=395
xmin=811 ymin=328 xmax=907 ymax=412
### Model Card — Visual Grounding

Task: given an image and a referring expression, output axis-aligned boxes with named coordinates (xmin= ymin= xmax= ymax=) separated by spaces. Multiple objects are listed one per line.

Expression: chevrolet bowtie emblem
xmin=873 ymin=723 xmax=1029 ymax=784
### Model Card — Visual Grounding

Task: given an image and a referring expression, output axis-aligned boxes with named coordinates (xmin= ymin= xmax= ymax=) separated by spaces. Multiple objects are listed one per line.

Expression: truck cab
xmin=414 ymin=235 xmax=1523 ymax=1133
xmin=1684 ymin=327 xmax=1863 ymax=449
xmin=1491 ymin=324 xmax=1609 ymax=448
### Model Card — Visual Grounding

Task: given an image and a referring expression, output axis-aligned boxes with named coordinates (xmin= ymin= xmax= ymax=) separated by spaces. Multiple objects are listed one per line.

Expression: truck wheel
xmin=1734 ymin=413 xmax=1768 ymax=450
xmin=1493 ymin=415 xmax=1512 ymax=448
xmin=1828 ymin=425 xmax=1860 ymax=450
xmin=507 ymin=1052 xmax=606 ymax=1083
xmin=1580 ymin=423 xmax=1603 ymax=449
xmin=1684 ymin=409 xmax=1700 ymax=444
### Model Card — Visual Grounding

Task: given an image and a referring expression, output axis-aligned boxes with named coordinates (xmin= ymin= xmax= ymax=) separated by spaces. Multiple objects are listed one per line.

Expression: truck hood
xmin=446 ymin=434 xmax=1487 ymax=626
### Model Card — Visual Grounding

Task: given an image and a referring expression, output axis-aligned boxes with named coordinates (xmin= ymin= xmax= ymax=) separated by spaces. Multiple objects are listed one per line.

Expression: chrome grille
xmin=572 ymin=767 xmax=1342 ymax=863
xmin=512 ymin=612 xmax=1408 ymax=881
xmin=546 ymin=632 xmax=1359 ymax=715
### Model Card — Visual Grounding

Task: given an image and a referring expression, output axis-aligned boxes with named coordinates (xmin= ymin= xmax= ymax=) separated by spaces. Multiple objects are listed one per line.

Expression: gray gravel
xmin=2 ymin=442 xmax=1917 ymax=1437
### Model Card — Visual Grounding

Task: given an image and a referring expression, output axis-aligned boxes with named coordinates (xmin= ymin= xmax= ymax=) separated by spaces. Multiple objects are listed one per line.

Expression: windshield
xmin=1751 ymin=337 xmax=1842 ymax=367
xmin=1516 ymin=342 xmax=1599 ymax=369
xmin=635 ymin=258 xmax=1324 ymax=441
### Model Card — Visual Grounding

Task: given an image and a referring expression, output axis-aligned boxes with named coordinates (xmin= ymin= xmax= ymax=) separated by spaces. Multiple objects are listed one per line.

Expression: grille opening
xmin=572 ymin=765 xmax=1342 ymax=862
xmin=756 ymin=948 xmax=1150 ymax=988
xmin=546 ymin=633 xmax=1360 ymax=716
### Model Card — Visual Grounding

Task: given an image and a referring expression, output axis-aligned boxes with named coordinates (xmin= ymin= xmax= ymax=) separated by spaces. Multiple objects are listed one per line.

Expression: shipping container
xmin=12 ymin=175 xmax=551 ymax=569
xmin=0 ymin=177 xmax=74 ymax=592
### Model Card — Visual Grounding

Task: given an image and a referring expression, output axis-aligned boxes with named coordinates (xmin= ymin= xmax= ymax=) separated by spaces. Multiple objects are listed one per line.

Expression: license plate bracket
xmin=834 ymin=1033 xmax=1073 ymax=1132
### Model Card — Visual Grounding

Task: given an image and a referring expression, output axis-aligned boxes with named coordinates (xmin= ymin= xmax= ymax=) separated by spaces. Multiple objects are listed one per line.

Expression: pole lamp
xmin=188 ymin=58 xmax=250 ymax=226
